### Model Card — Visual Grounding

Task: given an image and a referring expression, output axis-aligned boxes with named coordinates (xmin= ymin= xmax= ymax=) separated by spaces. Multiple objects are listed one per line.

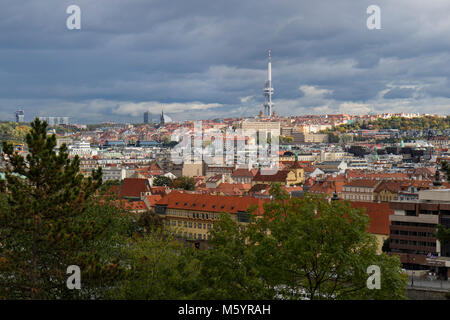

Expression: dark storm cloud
xmin=383 ymin=88 xmax=415 ymax=99
xmin=0 ymin=0 xmax=449 ymax=123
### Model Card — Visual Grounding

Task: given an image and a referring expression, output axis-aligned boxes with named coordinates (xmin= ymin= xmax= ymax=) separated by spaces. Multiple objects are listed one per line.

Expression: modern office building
xmin=15 ymin=110 xmax=24 ymax=123
xmin=144 ymin=111 xmax=152 ymax=124
xmin=38 ymin=117 xmax=69 ymax=126
xmin=389 ymin=189 xmax=450 ymax=279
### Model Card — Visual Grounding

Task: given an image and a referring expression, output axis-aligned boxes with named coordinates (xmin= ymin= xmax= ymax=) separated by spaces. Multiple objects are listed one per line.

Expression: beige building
xmin=154 ymin=191 xmax=267 ymax=241
xmin=341 ymin=180 xmax=382 ymax=201
xmin=182 ymin=162 xmax=205 ymax=177
xmin=240 ymin=120 xmax=280 ymax=135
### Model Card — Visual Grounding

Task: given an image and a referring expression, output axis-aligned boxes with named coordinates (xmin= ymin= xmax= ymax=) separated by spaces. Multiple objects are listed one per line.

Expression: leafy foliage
xmin=110 ymin=231 xmax=201 ymax=299
xmin=0 ymin=122 xmax=30 ymax=143
xmin=194 ymin=184 xmax=407 ymax=300
xmin=153 ymin=175 xmax=172 ymax=187
xmin=441 ymin=161 xmax=450 ymax=181
xmin=435 ymin=224 xmax=450 ymax=246
xmin=0 ymin=118 xmax=130 ymax=299
xmin=332 ymin=116 xmax=450 ymax=132
xmin=171 ymin=176 xmax=195 ymax=191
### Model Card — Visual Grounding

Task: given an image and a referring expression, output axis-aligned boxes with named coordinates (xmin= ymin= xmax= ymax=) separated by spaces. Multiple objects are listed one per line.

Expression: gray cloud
xmin=0 ymin=0 xmax=449 ymax=123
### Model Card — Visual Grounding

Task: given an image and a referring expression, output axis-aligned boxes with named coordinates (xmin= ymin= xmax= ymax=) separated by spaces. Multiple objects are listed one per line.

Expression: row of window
xmin=343 ymin=194 xmax=372 ymax=201
xmin=343 ymin=187 xmax=371 ymax=193
xmin=390 ymin=239 xmax=436 ymax=247
xmin=166 ymin=219 xmax=212 ymax=230
xmin=392 ymin=221 xmax=436 ymax=228
xmin=168 ymin=209 xmax=217 ymax=220
xmin=177 ymin=232 xmax=211 ymax=240
xmin=391 ymin=230 xmax=434 ymax=237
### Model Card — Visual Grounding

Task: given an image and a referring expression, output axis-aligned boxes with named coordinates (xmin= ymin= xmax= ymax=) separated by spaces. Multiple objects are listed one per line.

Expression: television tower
xmin=263 ymin=49 xmax=274 ymax=117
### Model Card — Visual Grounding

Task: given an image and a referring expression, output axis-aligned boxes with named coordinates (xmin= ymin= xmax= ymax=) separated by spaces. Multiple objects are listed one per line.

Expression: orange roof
xmin=253 ymin=170 xmax=290 ymax=182
xmin=155 ymin=191 xmax=267 ymax=215
xmin=145 ymin=194 xmax=162 ymax=207
xmin=374 ymin=180 xmax=402 ymax=194
xmin=113 ymin=200 xmax=147 ymax=212
xmin=231 ymin=168 xmax=258 ymax=177
xmin=350 ymin=201 xmax=393 ymax=235
xmin=150 ymin=186 xmax=168 ymax=195
xmin=119 ymin=178 xmax=150 ymax=198
xmin=344 ymin=179 xmax=380 ymax=188
xmin=309 ymin=180 xmax=344 ymax=194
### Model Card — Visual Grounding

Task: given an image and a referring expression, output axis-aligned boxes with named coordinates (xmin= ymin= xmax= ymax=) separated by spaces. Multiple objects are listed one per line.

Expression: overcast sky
xmin=1 ymin=0 xmax=450 ymax=123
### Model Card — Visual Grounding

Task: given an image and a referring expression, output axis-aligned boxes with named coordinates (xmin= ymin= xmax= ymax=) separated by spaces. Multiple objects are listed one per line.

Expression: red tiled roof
xmin=113 ymin=200 xmax=148 ymax=212
xmin=344 ymin=179 xmax=381 ymax=188
xmin=119 ymin=178 xmax=150 ymax=198
xmin=350 ymin=201 xmax=393 ymax=235
xmin=145 ymin=194 xmax=163 ymax=207
xmin=253 ymin=170 xmax=290 ymax=182
xmin=374 ymin=180 xmax=402 ymax=194
xmin=309 ymin=180 xmax=344 ymax=194
xmin=231 ymin=168 xmax=258 ymax=177
xmin=155 ymin=191 xmax=267 ymax=215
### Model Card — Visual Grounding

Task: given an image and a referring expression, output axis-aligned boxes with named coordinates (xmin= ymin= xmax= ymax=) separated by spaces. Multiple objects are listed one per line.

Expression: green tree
xmin=327 ymin=133 xmax=340 ymax=143
xmin=0 ymin=118 xmax=129 ymax=299
xmin=197 ymin=184 xmax=407 ymax=300
xmin=153 ymin=175 xmax=172 ymax=187
xmin=382 ymin=238 xmax=390 ymax=253
xmin=435 ymin=224 xmax=450 ymax=247
xmin=441 ymin=161 xmax=450 ymax=181
xmin=110 ymin=229 xmax=201 ymax=299
xmin=195 ymin=213 xmax=274 ymax=299
xmin=171 ymin=176 xmax=195 ymax=191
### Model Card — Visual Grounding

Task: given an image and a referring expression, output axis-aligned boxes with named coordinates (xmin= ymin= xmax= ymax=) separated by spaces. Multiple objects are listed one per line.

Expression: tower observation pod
xmin=263 ymin=49 xmax=274 ymax=117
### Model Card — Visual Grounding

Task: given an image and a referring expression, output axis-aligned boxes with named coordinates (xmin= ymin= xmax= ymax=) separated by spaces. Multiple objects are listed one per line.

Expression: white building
xmin=69 ymin=141 xmax=98 ymax=158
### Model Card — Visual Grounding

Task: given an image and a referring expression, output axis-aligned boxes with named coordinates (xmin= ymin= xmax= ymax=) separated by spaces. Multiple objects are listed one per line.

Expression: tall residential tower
xmin=263 ymin=49 xmax=274 ymax=117
xmin=15 ymin=110 xmax=24 ymax=123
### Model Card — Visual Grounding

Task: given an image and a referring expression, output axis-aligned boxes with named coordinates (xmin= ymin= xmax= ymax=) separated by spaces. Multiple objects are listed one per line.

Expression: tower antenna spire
xmin=263 ymin=49 xmax=274 ymax=117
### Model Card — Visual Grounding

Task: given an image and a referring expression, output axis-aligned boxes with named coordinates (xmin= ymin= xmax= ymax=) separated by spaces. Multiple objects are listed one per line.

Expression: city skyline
xmin=1 ymin=1 xmax=450 ymax=124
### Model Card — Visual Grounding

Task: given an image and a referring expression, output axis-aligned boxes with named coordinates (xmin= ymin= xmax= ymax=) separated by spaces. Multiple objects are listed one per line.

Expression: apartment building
xmin=252 ymin=162 xmax=305 ymax=186
xmin=154 ymin=191 xmax=267 ymax=241
xmin=341 ymin=180 xmax=381 ymax=201
xmin=389 ymin=189 xmax=450 ymax=279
